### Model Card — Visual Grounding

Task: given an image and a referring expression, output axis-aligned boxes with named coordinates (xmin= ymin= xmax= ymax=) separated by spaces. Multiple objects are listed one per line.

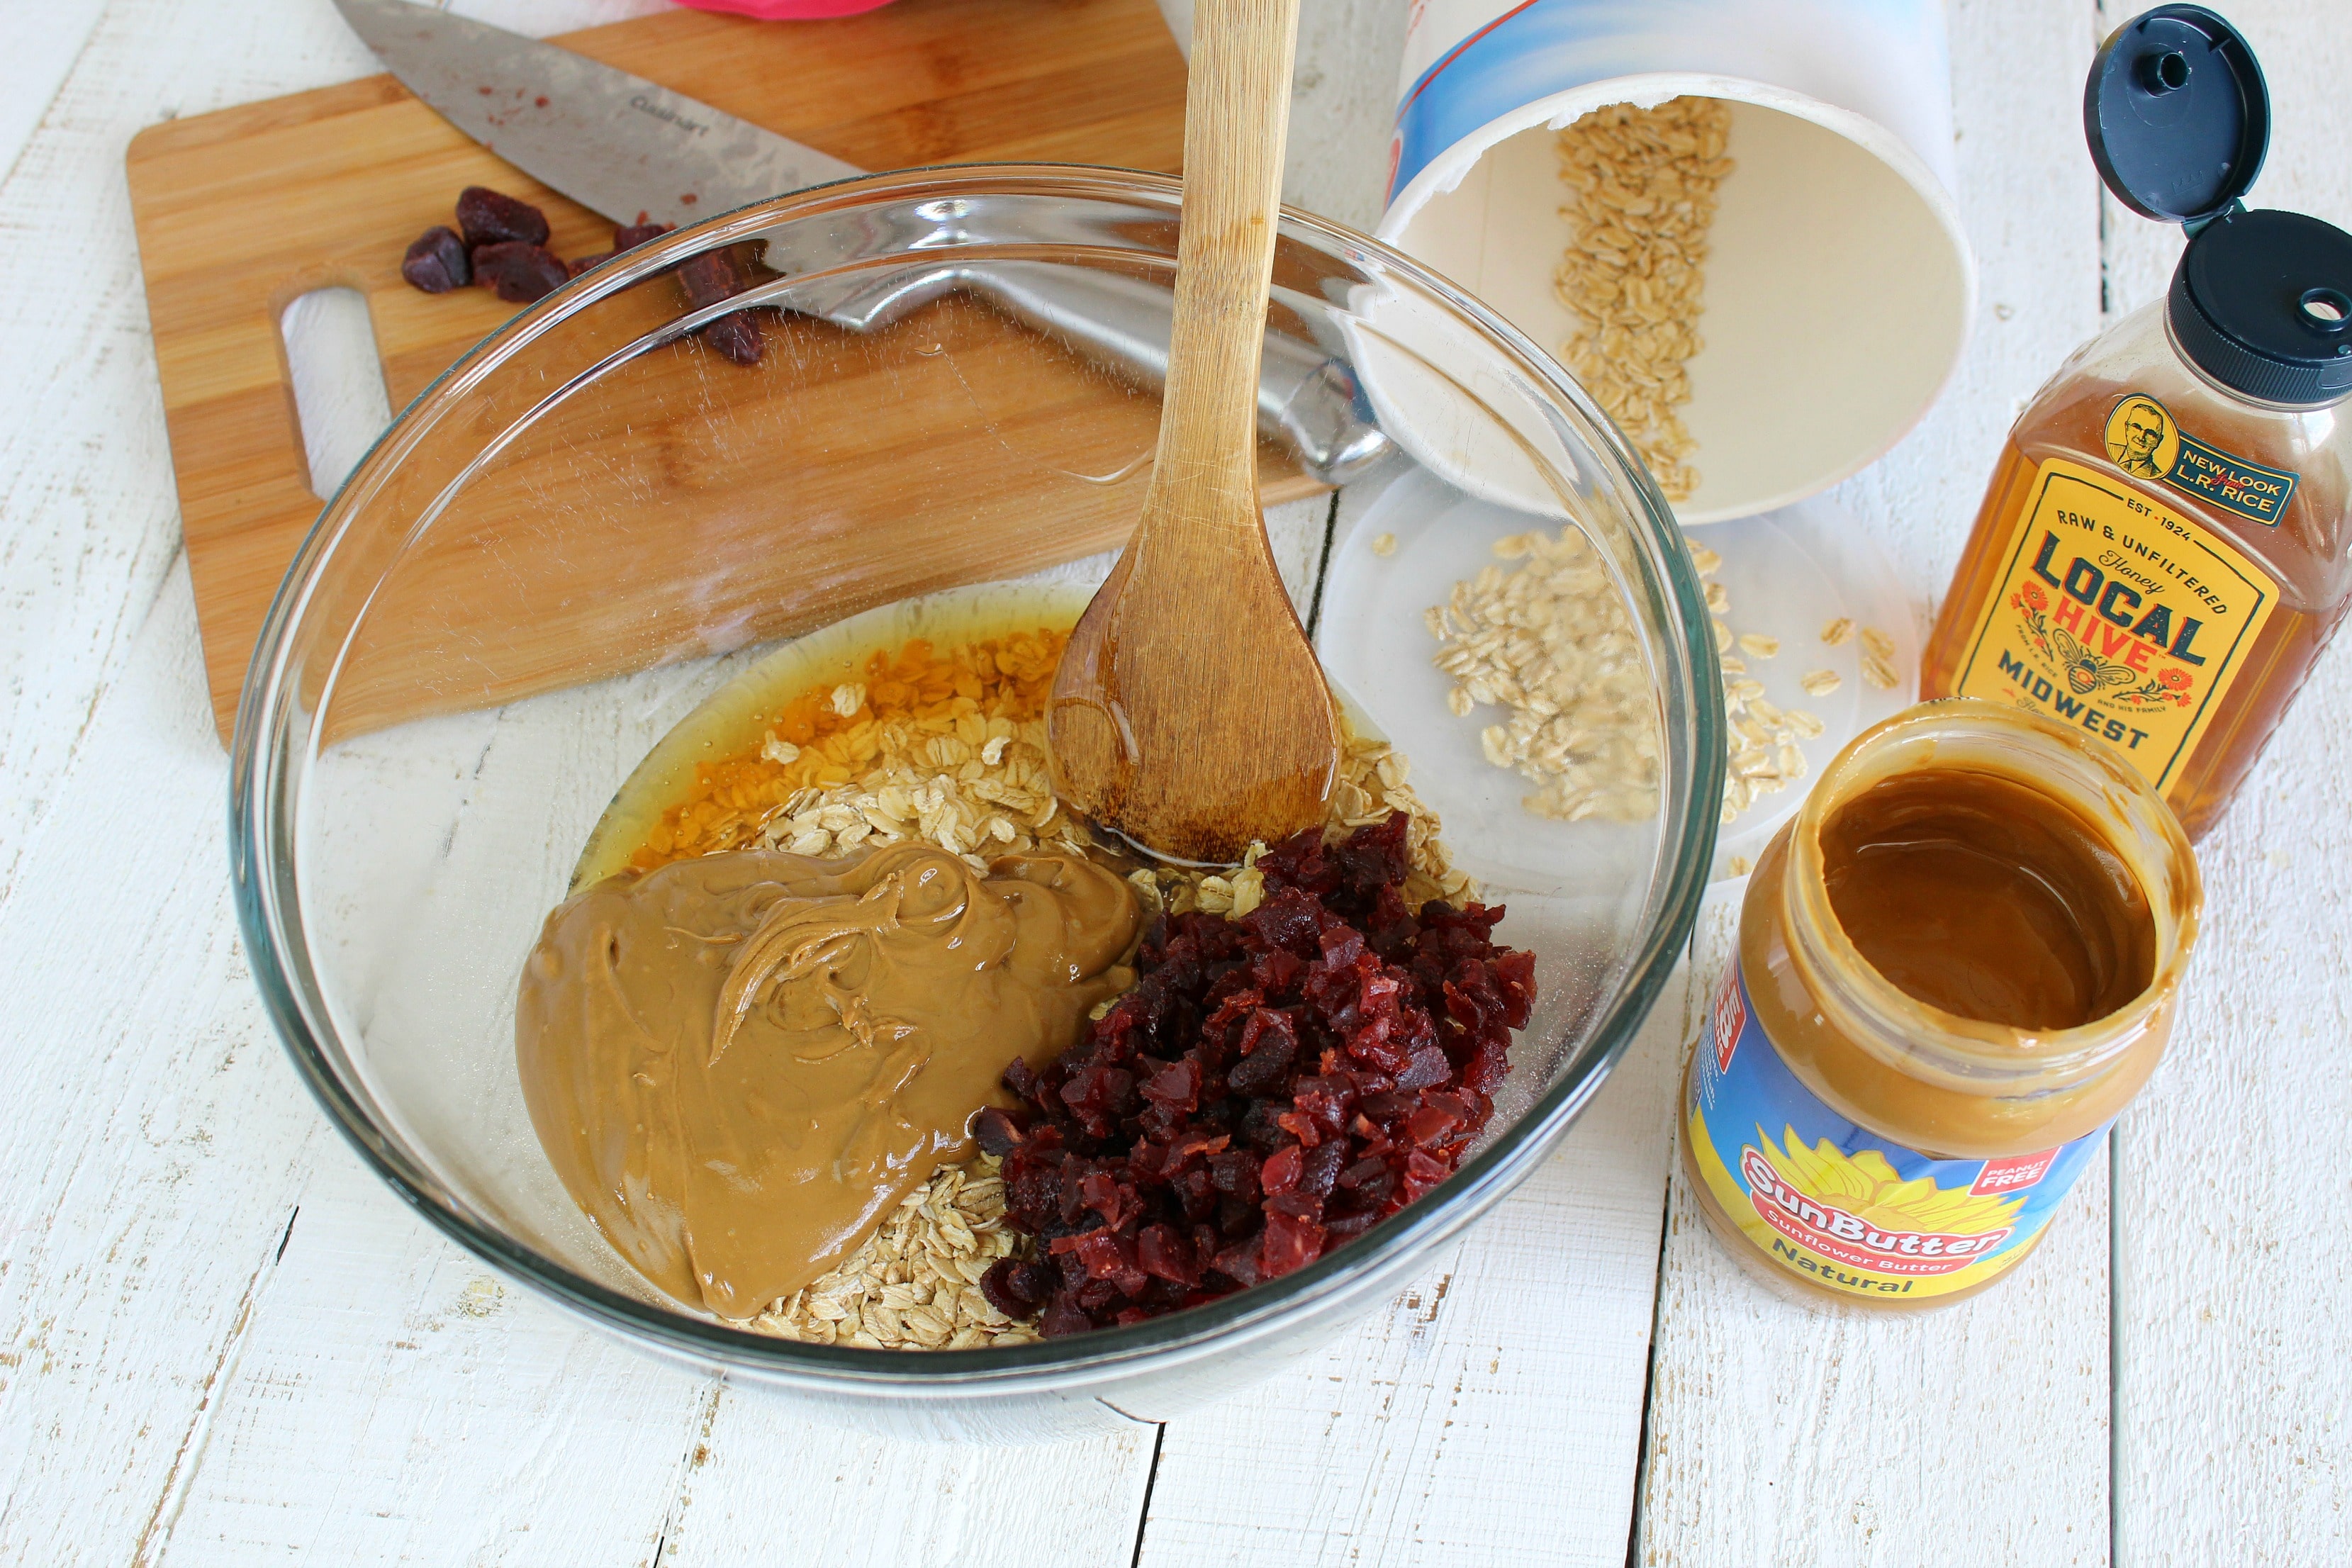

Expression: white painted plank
xmin=1635 ymin=4 xmax=2119 ymax=1564
xmin=0 ymin=3 xmax=691 ymax=1557
xmin=1138 ymin=959 xmax=1689 ymax=1568
xmin=0 ymin=559 xmax=325 ymax=1564
xmin=148 ymin=1150 xmax=701 ymax=1568
xmin=2095 ymin=3 xmax=2352 ymax=1562
xmin=150 ymin=1144 xmax=1158 ymax=1568
xmin=1282 ymin=0 xmax=1411 ymax=232
xmin=654 ymin=1383 xmax=1154 ymax=1568
xmin=0 ymin=0 xmax=108 ymax=187
xmin=0 ymin=0 xmax=362 ymax=914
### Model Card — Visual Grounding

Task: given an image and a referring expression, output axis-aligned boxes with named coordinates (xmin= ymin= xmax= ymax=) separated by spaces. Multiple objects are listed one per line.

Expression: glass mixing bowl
xmin=230 ymin=166 xmax=1723 ymax=1441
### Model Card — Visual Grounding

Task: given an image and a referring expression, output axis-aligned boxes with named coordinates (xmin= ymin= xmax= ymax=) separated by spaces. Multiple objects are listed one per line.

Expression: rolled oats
xmin=1428 ymin=526 xmax=1846 ymax=831
xmin=1133 ymin=722 xmax=1472 ymax=918
xmin=1799 ymin=668 xmax=1842 ymax=697
xmin=1820 ymin=617 xmax=1856 ymax=646
xmin=1427 ymin=525 xmax=1662 ymax=824
xmin=1371 ymin=532 xmax=1399 ymax=557
xmin=748 ymin=1160 xmax=1040 ymax=1351
xmin=1553 ymin=97 xmax=1734 ymax=501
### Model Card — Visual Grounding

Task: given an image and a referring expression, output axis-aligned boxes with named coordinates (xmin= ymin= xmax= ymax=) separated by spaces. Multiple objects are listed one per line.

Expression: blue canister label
xmin=1686 ymin=957 xmax=2107 ymax=1300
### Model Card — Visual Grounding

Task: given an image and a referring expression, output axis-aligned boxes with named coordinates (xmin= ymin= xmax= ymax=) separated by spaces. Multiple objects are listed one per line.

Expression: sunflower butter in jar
xmin=1681 ymin=700 xmax=2200 ymax=1310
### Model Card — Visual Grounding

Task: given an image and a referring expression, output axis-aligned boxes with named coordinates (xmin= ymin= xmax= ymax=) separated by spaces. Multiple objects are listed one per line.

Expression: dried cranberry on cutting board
xmin=399 ymin=226 xmax=471 ymax=293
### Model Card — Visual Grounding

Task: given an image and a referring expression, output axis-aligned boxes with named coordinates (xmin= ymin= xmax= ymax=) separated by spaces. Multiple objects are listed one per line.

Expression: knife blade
xmin=333 ymin=0 xmax=1390 ymax=482
xmin=333 ymin=0 xmax=858 ymax=230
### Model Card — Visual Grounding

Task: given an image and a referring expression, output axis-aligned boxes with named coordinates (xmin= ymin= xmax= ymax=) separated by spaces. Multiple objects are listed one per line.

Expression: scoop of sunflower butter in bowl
xmin=517 ymin=843 xmax=1140 ymax=1319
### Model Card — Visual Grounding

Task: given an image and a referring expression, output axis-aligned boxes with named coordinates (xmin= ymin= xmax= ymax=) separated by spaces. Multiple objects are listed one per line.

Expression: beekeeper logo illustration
xmin=2104 ymin=395 xmax=2178 ymax=481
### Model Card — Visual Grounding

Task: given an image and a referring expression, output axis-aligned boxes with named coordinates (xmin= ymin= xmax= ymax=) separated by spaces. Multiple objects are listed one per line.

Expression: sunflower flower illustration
xmin=1754 ymin=1126 xmax=2026 ymax=1239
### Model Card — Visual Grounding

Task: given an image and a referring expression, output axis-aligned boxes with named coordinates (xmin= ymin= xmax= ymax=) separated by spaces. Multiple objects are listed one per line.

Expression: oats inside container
xmin=1553 ymin=96 xmax=1735 ymax=502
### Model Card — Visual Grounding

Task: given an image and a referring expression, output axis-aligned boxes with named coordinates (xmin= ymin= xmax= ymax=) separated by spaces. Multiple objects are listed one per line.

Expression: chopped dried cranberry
xmin=677 ymin=251 xmax=744 ymax=306
xmin=1297 ymin=1138 xmax=1347 ymax=1198
xmin=677 ymin=250 xmax=766 ymax=362
xmin=471 ymin=241 xmax=569 ymax=303
xmin=1206 ymin=1146 xmax=1260 ymax=1198
xmin=1260 ymin=1209 xmax=1326 ymax=1279
xmin=567 ymin=251 xmax=614 ymax=278
xmin=986 ymin=814 xmax=1535 ymax=1336
xmin=979 ymin=1257 xmax=1046 ymax=1317
xmin=1136 ymin=1223 xmax=1199 ymax=1286
xmin=1259 ymin=1144 xmax=1305 ymax=1195
xmin=1139 ymin=1056 xmax=1200 ymax=1111
xmin=1393 ymin=1044 xmax=1451 ymax=1092
xmin=971 ymin=1106 xmax=1026 ymax=1158
xmin=1211 ymin=1236 xmax=1262 ymax=1288
xmin=613 ymin=220 xmax=674 ymax=251
xmin=702 ymin=313 xmax=764 ymax=366
xmin=1038 ymin=1298 xmax=1094 ymax=1338
xmin=456 ymin=184 xmax=549 ymax=249
xmin=400 ymin=226 xmax=471 ymax=293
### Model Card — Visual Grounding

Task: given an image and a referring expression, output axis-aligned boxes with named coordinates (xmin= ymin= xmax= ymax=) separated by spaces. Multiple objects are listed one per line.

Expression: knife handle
xmin=791 ymin=262 xmax=1393 ymax=486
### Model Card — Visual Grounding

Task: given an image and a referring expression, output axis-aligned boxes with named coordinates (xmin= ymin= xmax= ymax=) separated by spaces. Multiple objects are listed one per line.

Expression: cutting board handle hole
xmin=281 ymin=289 xmax=393 ymax=501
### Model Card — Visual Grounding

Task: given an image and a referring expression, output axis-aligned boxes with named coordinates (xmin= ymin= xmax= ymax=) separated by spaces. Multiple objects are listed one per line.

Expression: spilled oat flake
xmin=1429 ymin=527 xmax=1834 ymax=828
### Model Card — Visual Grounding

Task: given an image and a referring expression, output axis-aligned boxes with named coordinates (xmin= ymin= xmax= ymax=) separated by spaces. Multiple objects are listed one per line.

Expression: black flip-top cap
xmin=2090 ymin=8 xmax=2352 ymax=404
xmin=2171 ymin=208 xmax=2352 ymax=404
xmin=2085 ymin=5 xmax=2268 ymax=223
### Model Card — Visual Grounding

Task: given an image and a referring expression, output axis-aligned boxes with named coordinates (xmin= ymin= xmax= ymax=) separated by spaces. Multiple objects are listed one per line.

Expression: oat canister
xmin=1922 ymin=7 xmax=2352 ymax=839
xmin=1681 ymin=701 xmax=2200 ymax=1310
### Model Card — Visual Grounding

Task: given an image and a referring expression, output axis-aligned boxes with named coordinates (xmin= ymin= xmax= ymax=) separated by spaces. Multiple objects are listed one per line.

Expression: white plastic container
xmin=1376 ymin=0 xmax=1976 ymax=524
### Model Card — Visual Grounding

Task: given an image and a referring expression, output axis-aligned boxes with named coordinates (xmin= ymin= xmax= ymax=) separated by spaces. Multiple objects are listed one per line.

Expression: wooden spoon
xmin=1047 ymin=0 xmax=1340 ymax=867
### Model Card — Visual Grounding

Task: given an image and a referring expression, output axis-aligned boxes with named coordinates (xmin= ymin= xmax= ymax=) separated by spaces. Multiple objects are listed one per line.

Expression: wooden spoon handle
xmin=1148 ymin=0 xmax=1299 ymax=517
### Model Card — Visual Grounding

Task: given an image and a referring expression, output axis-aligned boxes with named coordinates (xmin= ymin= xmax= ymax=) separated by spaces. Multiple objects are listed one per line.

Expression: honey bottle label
xmin=1686 ymin=960 xmax=2108 ymax=1301
xmin=1944 ymin=443 xmax=2281 ymax=792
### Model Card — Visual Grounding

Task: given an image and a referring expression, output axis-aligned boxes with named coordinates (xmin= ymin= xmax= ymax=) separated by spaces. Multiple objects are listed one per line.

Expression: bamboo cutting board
xmin=125 ymin=0 xmax=1275 ymax=743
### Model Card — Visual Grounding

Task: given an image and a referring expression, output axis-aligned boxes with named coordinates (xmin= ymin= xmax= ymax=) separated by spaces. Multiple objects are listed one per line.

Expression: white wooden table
xmin=4 ymin=1 xmax=2346 ymax=1562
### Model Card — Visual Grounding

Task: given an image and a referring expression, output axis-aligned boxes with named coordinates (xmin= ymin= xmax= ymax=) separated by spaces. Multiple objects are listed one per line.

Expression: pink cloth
xmin=673 ymin=0 xmax=897 ymax=16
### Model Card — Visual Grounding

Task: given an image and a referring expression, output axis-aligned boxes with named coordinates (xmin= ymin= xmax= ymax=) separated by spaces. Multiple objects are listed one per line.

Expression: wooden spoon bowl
xmin=1047 ymin=0 xmax=1340 ymax=867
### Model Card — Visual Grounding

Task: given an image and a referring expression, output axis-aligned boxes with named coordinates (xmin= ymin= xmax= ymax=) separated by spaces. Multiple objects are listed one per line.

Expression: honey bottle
xmin=1921 ymin=5 xmax=2352 ymax=840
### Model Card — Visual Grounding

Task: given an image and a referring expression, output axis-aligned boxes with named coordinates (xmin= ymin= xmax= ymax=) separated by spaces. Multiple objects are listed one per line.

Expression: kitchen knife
xmin=331 ymin=0 xmax=1389 ymax=482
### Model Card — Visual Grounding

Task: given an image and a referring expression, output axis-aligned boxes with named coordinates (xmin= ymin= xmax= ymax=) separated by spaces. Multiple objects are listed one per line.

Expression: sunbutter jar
xmin=1681 ymin=700 xmax=2201 ymax=1310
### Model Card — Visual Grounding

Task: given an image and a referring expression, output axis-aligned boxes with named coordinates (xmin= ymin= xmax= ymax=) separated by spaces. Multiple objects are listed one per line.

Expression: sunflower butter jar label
xmin=1686 ymin=962 xmax=2109 ymax=1301
xmin=1947 ymin=435 xmax=2280 ymax=792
